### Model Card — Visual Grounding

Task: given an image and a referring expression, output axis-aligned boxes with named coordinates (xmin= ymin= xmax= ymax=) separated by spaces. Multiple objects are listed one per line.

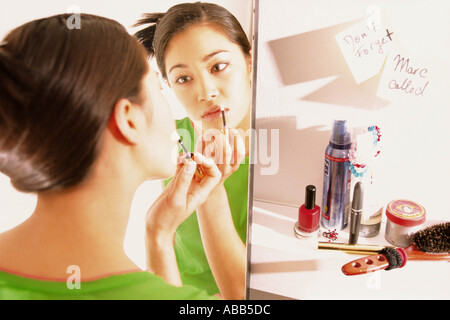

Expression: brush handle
xmin=342 ymin=248 xmax=408 ymax=276
xmin=319 ymin=242 xmax=450 ymax=260
xmin=342 ymin=244 xmax=450 ymax=276
xmin=318 ymin=242 xmax=385 ymax=255
xmin=405 ymin=244 xmax=450 ymax=261
xmin=341 ymin=254 xmax=390 ymax=275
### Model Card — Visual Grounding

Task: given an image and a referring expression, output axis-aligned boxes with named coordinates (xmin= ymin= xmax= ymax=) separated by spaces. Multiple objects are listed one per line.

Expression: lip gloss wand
xmin=220 ymin=105 xmax=229 ymax=139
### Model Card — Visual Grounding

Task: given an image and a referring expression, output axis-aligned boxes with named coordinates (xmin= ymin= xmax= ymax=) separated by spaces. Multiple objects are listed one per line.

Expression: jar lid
xmin=385 ymin=200 xmax=426 ymax=227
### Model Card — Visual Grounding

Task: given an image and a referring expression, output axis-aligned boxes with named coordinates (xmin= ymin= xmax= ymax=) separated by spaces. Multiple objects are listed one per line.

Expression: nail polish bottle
xmin=294 ymin=185 xmax=320 ymax=238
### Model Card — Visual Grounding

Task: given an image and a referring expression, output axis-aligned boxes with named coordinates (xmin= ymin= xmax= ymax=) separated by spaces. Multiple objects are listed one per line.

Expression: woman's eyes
xmin=174 ymin=63 xmax=229 ymax=85
xmin=211 ymin=62 xmax=228 ymax=73
xmin=176 ymin=75 xmax=192 ymax=85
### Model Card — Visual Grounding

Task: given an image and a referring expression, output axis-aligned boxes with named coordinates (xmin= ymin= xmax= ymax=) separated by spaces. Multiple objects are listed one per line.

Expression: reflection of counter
xmin=248 ymin=200 xmax=449 ymax=300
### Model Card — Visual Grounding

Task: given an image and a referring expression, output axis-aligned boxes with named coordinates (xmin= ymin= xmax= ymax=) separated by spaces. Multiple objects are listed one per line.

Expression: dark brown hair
xmin=0 ymin=14 xmax=149 ymax=193
xmin=134 ymin=2 xmax=251 ymax=80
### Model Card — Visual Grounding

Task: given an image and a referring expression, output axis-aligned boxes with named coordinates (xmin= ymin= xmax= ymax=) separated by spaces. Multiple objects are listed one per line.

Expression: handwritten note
xmin=377 ymin=53 xmax=430 ymax=100
xmin=335 ymin=14 xmax=395 ymax=83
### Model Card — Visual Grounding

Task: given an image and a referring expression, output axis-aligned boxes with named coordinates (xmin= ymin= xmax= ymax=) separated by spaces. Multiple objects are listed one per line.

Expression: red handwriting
xmin=387 ymin=54 xmax=429 ymax=96
xmin=393 ymin=54 xmax=428 ymax=78
xmin=342 ymin=24 xmax=393 ymax=58
xmin=388 ymin=78 xmax=429 ymax=96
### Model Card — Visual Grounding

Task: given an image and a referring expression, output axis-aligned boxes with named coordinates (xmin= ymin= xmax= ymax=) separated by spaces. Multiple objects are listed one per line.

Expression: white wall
xmin=253 ymin=0 xmax=450 ymax=222
xmin=0 ymin=0 xmax=253 ymax=270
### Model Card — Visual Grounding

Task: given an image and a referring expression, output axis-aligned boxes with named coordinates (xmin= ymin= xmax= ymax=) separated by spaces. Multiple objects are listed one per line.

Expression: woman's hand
xmin=193 ymin=127 xmax=247 ymax=299
xmin=144 ymin=152 xmax=221 ymax=286
xmin=146 ymin=153 xmax=221 ymax=239
xmin=196 ymin=128 xmax=245 ymax=183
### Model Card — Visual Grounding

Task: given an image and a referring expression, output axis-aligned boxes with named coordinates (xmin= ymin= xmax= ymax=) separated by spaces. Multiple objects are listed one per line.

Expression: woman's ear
xmin=110 ymin=99 xmax=145 ymax=145
xmin=247 ymin=50 xmax=253 ymax=81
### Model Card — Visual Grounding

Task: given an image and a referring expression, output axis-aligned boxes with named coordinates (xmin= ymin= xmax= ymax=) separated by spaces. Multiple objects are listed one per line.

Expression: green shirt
xmin=0 ymin=270 xmax=218 ymax=300
xmin=173 ymin=118 xmax=249 ymax=295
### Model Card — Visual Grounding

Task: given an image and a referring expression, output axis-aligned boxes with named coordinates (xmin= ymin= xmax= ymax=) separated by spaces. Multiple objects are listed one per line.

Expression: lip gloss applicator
xmin=220 ymin=105 xmax=229 ymax=139
xmin=177 ymin=138 xmax=205 ymax=182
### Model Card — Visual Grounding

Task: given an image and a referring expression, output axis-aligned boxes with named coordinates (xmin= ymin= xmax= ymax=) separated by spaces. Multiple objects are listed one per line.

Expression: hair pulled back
xmin=0 ymin=14 xmax=149 ymax=193
xmin=134 ymin=2 xmax=251 ymax=80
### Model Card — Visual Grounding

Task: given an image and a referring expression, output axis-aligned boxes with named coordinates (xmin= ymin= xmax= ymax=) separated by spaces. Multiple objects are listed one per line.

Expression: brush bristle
xmin=411 ymin=222 xmax=450 ymax=253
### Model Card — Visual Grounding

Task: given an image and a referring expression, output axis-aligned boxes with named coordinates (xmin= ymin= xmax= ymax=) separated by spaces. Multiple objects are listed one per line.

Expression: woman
xmin=0 ymin=13 xmax=222 ymax=299
xmin=134 ymin=2 xmax=252 ymax=299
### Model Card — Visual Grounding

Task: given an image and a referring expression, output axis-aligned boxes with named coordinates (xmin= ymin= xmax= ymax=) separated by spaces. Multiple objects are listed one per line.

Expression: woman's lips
xmin=201 ymin=106 xmax=229 ymax=121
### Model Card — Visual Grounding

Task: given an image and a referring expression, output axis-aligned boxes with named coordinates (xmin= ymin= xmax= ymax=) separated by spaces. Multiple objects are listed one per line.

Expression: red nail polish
xmin=295 ymin=185 xmax=320 ymax=238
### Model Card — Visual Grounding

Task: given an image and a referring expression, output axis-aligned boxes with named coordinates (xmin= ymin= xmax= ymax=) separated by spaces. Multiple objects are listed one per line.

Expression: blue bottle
xmin=321 ymin=120 xmax=352 ymax=231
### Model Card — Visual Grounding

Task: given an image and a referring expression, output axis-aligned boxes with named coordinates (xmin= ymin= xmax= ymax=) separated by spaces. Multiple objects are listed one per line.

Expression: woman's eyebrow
xmin=168 ymin=50 xmax=231 ymax=75
xmin=202 ymin=50 xmax=230 ymax=62
xmin=169 ymin=63 xmax=187 ymax=75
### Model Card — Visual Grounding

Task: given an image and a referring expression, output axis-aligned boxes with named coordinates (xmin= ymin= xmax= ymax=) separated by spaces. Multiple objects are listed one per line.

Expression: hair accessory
xmin=349 ymin=126 xmax=382 ymax=178
xmin=323 ymin=229 xmax=339 ymax=242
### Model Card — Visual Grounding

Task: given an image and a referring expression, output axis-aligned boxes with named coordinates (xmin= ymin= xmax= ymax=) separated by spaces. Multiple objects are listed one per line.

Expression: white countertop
xmin=248 ymin=200 xmax=450 ymax=300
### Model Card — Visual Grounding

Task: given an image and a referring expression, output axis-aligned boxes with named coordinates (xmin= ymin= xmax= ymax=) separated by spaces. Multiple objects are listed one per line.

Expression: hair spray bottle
xmin=321 ymin=120 xmax=352 ymax=231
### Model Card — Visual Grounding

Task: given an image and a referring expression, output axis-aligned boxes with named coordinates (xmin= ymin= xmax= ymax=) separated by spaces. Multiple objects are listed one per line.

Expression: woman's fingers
xmin=167 ymin=159 xmax=197 ymax=208
xmin=199 ymin=130 xmax=242 ymax=165
xmin=180 ymin=153 xmax=220 ymax=208
xmin=193 ymin=127 xmax=246 ymax=184
xmin=166 ymin=151 xmax=222 ymax=210
xmin=191 ymin=152 xmax=222 ymax=180
xmin=194 ymin=133 xmax=205 ymax=155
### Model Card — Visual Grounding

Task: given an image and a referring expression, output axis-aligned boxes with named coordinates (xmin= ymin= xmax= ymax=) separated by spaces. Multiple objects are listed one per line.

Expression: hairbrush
xmin=341 ymin=222 xmax=450 ymax=276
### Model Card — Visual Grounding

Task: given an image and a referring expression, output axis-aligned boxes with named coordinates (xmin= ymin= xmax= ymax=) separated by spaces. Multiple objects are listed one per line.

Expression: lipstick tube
xmin=349 ymin=182 xmax=364 ymax=245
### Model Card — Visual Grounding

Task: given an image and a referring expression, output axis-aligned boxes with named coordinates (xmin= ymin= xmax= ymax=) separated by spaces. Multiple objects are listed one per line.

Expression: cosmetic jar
xmin=359 ymin=205 xmax=383 ymax=237
xmin=384 ymin=199 xmax=426 ymax=247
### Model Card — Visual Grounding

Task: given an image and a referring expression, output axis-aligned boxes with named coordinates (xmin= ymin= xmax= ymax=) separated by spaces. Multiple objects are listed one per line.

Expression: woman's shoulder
xmin=175 ymin=117 xmax=192 ymax=130
xmin=0 ymin=227 xmax=24 ymax=269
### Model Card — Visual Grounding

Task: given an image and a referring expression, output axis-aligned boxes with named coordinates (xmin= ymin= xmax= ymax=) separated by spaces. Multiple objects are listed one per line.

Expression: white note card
xmin=335 ymin=10 xmax=395 ymax=84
